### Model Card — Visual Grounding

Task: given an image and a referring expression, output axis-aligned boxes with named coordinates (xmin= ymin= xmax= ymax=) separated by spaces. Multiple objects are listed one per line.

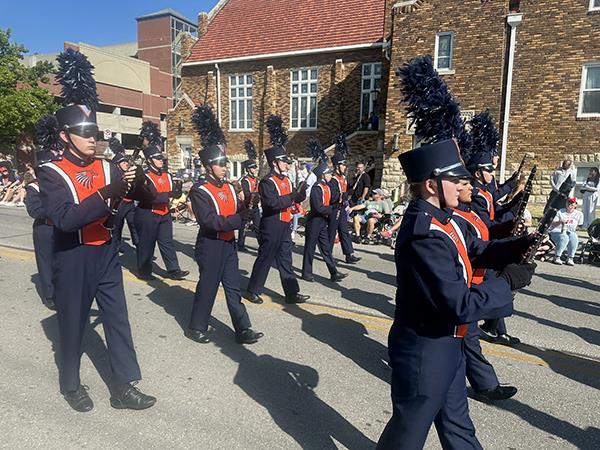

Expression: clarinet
xmin=521 ymin=175 xmax=574 ymax=263
xmin=511 ymin=165 xmax=537 ymax=236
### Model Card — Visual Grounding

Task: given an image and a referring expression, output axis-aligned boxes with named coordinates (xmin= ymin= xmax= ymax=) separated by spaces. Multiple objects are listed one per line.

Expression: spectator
xmin=349 ymin=162 xmax=371 ymax=205
xmin=549 ymin=196 xmax=583 ymax=266
xmin=349 ymin=189 xmax=392 ymax=243
xmin=580 ymin=166 xmax=599 ymax=228
xmin=368 ymin=112 xmax=379 ymax=131
xmin=545 ymin=159 xmax=576 ymax=213
xmin=296 ymin=162 xmax=308 ymax=186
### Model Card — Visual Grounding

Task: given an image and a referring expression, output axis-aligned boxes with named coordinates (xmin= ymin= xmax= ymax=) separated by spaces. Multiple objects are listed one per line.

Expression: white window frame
xmin=589 ymin=0 xmax=600 ymax=12
xmin=229 ymin=74 xmax=253 ymax=131
xmin=359 ymin=62 xmax=382 ymax=126
xmin=230 ymin=161 xmax=243 ymax=180
xmin=434 ymin=32 xmax=454 ymax=73
xmin=290 ymin=68 xmax=318 ymax=130
xmin=578 ymin=62 xmax=600 ymax=118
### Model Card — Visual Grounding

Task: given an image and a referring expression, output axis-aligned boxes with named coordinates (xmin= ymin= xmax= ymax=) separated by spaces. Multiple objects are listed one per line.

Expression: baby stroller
xmin=574 ymin=219 xmax=600 ymax=266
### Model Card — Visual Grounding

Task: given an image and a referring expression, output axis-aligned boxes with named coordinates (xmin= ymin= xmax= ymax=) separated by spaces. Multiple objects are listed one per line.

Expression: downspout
xmin=215 ymin=63 xmax=222 ymax=125
xmin=499 ymin=12 xmax=523 ymax=183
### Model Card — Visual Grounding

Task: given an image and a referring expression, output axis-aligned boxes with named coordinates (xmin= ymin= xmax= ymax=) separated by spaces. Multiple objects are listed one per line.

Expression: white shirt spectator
xmin=549 ymin=208 xmax=583 ymax=234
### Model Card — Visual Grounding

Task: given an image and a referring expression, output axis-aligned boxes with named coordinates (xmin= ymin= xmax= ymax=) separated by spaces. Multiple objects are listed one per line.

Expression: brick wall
xmin=167 ymin=48 xmax=387 ymax=172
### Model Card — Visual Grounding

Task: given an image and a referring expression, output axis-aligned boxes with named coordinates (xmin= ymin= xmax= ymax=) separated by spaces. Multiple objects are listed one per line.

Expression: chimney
xmin=198 ymin=12 xmax=209 ymax=37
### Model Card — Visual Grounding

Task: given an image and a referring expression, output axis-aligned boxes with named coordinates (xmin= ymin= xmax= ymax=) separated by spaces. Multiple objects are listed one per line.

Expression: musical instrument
xmin=511 ymin=165 xmax=537 ymax=236
xmin=521 ymin=175 xmax=574 ymax=263
xmin=514 ymin=152 xmax=535 ymax=179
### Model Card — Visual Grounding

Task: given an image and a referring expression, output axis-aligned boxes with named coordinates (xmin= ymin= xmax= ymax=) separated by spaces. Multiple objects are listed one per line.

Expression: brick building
xmin=166 ymin=0 xmax=388 ymax=179
xmin=382 ymin=0 xmax=600 ymax=205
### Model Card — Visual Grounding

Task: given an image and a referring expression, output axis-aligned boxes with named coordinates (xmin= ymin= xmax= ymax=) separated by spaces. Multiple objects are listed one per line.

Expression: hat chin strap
xmin=437 ymin=177 xmax=447 ymax=210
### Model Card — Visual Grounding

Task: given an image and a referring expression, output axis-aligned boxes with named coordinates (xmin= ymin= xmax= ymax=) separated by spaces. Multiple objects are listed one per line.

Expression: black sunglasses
xmin=68 ymin=125 xmax=99 ymax=139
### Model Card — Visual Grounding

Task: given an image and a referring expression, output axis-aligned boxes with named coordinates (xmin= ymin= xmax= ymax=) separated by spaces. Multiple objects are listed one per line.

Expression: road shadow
xmin=30 ymin=273 xmax=43 ymax=302
xmin=488 ymin=397 xmax=600 ymax=449
xmin=536 ymin=272 xmax=600 ymax=294
xmin=40 ymin=309 xmax=113 ymax=394
xmin=520 ymin=288 xmax=600 ymax=317
xmin=209 ymin=318 xmax=376 ymax=449
xmin=515 ymin=309 xmax=600 ymax=347
xmin=513 ymin=341 xmax=600 ymax=391
xmin=283 ymin=304 xmax=390 ymax=384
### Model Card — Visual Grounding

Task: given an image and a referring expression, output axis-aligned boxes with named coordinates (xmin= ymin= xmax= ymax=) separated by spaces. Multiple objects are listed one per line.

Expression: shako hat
xmin=264 ymin=115 xmax=292 ymax=164
xmin=192 ymin=104 xmax=228 ymax=166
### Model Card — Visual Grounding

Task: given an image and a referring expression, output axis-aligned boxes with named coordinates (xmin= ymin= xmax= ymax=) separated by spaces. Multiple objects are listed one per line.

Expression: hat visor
xmin=438 ymin=164 xmax=472 ymax=180
xmin=149 ymin=154 xmax=164 ymax=160
xmin=276 ymin=155 xmax=293 ymax=164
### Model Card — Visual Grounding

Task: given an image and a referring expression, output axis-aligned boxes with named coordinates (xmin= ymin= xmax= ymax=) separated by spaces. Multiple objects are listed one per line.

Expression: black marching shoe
xmin=493 ymin=333 xmax=521 ymax=347
xmin=473 ymin=385 xmax=517 ymax=402
xmin=330 ymin=272 xmax=348 ymax=282
xmin=285 ymin=293 xmax=310 ymax=304
xmin=301 ymin=274 xmax=315 ymax=282
xmin=184 ymin=328 xmax=211 ymax=343
xmin=110 ymin=382 xmax=156 ymax=410
xmin=136 ymin=272 xmax=156 ymax=281
xmin=345 ymin=254 xmax=361 ymax=264
xmin=235 ymin=328 xmax=264 ymax=344
xmin=63 ymin=385 xmax=93 ymax=412
xmin=42 ymin=297 xmax=57 ymax=311
xmin=242 ymin=291 xmax=264 ymax=304
xmin=165 ymin=269 xmax=189 ymax=280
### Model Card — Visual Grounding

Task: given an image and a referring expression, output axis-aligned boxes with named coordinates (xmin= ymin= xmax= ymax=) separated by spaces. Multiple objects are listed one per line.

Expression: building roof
xmin=136 ymin=8 xmax=197 ymax=27
xmin=186 ymin=0 xmax=385 ymax=65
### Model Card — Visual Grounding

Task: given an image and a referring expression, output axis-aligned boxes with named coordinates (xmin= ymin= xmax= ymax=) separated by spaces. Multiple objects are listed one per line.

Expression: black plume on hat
xmin=55 ymin=48 xmax=99 ymax=109
xmin=397 ymin=55 xmax=471 ymax=154
xmin=35 ymin=116 xmax=64 ymax=153
xmin=108 ymin=137 xmax=125 ymax=154
xmin=334 ymin=133 xmax=349 ymax=160
xmin=306 ymin=138 xmax=328 ymax=164
xmin=139 ymin=121 xmax=163 ymax=148
xmin=469 ymin=110 xmax=499 ymax=155
xmin=192 ymin=105 xmax=226 ymax=148
xmin=266 ymin=115 xmax=288 ymax=147
xmin=244 ymin=139 xmax=257 ymax=161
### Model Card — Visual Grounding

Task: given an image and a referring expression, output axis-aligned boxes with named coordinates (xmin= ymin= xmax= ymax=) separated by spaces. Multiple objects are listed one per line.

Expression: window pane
xmin=301 ymin=97 xmax=307 ymax=127
xmin=583 ymin=91 xmax=600 ymax=113
xmin=363 ymin=64 xmax=371 ymax=76
xmin=301 ymin=70 xmax=308 ymax=80
xmin=301 ymin=83 xmax=308 ymax=94
xmin=238 ymin=75 xmax=245 ymax=84
xmin=292 ymin=84 xmax=299 ymax=94
xmin=362 ymin=93 xmax=370 ymax=117
xmin=230 ymin=88 xmax=236 ymax=97
xmin=292 ymin=71 xmax=299 ymax=81
xmin=292 ymin=98 xmax=298 ymax=121
xmin=237 ymin=88 xmax=244 ymax=96
xmin=374 ymin=78 xmax=381 ymax=90
xmin=374 ymin=63 xmax=382 ymax=75
xmin=438 ymin=34 xmax=452 ymax=57
xmin=237 ymin=100 xmax=244 ymax=128
xmin=438 ymin=56 xmax=450 ymax=69
xmin=595 ymin=0 xmax=600 ymax=7
xmin=309 ymin=97 xmax=317 ymax=124
xmin=585 ymin=67 xmax=600 ymax=89
xmin=247 ymin=100 xmax=253 ymax=128
xmin=230 ymin=76 xmax=237 ymax=87
xmin=246 ymin=87 xmax=252 ymax=96
xmin=246 ymin=74 xmax=253 ymax=84
xmin=363 ymin=79 xmax=371 ymax=90
xmin=310 ymin=83 xmax=317 ymax=93
xmin=310 ymin=69 xmax=317 ymax=80
xmin=231 ymin=101 xmax=237 ymax=128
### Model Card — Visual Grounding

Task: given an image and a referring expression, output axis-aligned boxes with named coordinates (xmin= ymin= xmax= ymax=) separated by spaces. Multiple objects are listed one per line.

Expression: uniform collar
xmin=472 ymin=179 xmax=488 ymax=192
xmin=270 ymin=170 xmax=286 ymax=180
xmin=413 ymin=198 xmax=454 ymax=224
xmin=206 ymin=174 xmax=224 ymax=188
xmin=64 ymin=149 xmax=94 ymax=167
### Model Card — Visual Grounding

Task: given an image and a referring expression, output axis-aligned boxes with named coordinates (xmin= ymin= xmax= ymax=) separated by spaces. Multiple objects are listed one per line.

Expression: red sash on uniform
xmin=244 ymin=176 xmax=258 ymax=193
xmin=319 ymin=182 xmax=331 ymax=206
xmin=269 ymin=175 xmax=293 ymax=223
xmin=199 ymin=182 xmax=238 ymax=241
xmin=46 ymin=158 xmax=111 ymax=245
xmin=333 ymin=174 xmax=347 ymax=194
xmin=477 ymin=189 xmax=495 ymax=221
xmin=430 ymin=217 xmax=472 ymax=338
xmin=452 ymin=208 xmax=489 ymax=285
xmin=146 ymin=171 xmax=173 ymax=215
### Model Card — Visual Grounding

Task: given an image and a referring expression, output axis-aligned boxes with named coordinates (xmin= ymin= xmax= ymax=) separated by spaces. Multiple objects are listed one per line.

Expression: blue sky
xmin=2 ymin=0 xmax=218 ymax=54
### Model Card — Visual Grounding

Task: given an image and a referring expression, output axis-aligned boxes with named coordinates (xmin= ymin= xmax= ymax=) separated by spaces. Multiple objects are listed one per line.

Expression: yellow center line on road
xmin=0 ymin=244 xmax=587 ymax=371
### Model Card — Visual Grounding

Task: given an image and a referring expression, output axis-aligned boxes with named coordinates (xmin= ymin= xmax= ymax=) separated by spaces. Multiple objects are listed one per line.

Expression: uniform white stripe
xmin=199 ymin=185 xmax=220 ymax=214
xmin=227 ymin=183 xmax=238 ymax=210
xmin=41 ymin=163 xmax=80 ymax=204
xmin=430 ymin=222 xmax=469 ymax=283
xmin=28 ymin=183 xmax=40 ymax=192
xmin=270 ymin=177 xmax=282 ymax=196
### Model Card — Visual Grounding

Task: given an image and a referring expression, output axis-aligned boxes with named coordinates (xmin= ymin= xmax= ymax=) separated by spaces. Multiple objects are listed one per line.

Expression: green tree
xmin=0 ymin=28 xmax=57 ymax=149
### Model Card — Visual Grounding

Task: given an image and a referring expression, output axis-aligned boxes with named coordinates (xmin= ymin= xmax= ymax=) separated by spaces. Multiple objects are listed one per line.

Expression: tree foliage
xmin=0 ymin=28 xmax=57 ymax=148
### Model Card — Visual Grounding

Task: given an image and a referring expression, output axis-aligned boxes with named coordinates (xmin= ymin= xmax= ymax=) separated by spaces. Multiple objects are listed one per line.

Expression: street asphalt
xmin=0 ymin=206 xmax=598 ymax=450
